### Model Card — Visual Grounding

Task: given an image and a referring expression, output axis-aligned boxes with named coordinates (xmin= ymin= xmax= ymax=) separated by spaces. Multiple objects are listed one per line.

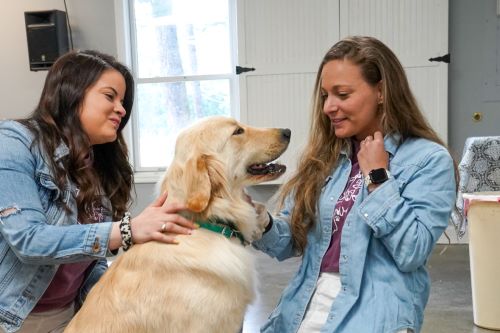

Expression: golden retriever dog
xmin=65 ymin=116 xmax=290 ymax=333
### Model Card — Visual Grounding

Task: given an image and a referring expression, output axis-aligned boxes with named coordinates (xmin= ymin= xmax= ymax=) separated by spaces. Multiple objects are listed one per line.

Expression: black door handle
xmin=236 ymin=66 xmax=255 ymax=75
xmin=429 ymin=53 xmax=450 ymax=63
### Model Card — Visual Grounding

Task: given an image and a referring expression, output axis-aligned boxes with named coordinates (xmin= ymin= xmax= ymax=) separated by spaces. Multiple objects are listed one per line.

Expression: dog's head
xmin=160 ymin=116 xmax=290 ymax=240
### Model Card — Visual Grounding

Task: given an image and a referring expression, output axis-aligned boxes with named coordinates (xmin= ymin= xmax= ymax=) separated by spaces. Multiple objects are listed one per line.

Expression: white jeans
xmin=17 ymin=303 xmax=74 ymax=333
xmin=297 ymin=272 xmax=412 ymax=333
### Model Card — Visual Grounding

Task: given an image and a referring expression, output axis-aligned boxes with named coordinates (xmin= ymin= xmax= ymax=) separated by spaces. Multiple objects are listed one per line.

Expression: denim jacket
xmin=253 ymin=134 xmax=457 ymax=333
xmin=0 ymin=120 xmax=115 ymax=333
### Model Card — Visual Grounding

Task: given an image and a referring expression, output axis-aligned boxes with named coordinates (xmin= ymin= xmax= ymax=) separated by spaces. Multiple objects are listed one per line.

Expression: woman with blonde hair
xmin=253 ymin=36 xmax=457 ymax=332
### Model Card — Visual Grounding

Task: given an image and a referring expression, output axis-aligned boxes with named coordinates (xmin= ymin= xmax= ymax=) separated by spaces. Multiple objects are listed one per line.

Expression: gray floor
xmin=243 ymin=244 xmax=496 ymax=333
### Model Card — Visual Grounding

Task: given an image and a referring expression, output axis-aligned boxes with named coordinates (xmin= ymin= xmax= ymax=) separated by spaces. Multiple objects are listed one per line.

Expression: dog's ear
xmin=183 ymin=154 xmax=212 ymax=212
xmin=165 ymin=153 xmax=228 ymax=213
xmin=203 ymin=154 xmax=229 ymax=200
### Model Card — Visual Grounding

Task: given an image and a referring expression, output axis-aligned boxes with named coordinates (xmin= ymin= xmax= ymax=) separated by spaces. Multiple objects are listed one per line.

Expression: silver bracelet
xmin=119 ymin=212 xmax=133 ymax=251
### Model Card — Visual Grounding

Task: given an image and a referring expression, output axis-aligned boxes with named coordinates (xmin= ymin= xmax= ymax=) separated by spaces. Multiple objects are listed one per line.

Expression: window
xmin=128 ymin=0 xmax=236 ymax=172
xmin=118 ymin=0 xmax=447 ymax=186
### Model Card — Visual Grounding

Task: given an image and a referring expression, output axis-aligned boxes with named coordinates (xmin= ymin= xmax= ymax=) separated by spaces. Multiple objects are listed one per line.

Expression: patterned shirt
xmin=320 ymin=140 xmax=363 ymax=272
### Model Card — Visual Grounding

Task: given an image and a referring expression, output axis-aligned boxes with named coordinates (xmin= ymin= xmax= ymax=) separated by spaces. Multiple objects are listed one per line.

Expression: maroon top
xmin=320 ymin=140 xmax=363 ymax=273
xmin=32 ymin=261 xmax=93 ymax=312
xmin=33 ymin=205 xmax=107 ymax=312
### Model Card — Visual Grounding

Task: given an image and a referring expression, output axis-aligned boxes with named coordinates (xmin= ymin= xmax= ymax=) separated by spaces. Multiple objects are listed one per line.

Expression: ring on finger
xmin=161 ymin=223 xmax=167 ymax=232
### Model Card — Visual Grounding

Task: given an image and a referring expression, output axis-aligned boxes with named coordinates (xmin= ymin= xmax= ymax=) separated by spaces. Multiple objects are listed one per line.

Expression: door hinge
xmin=236 ymin=66 xmax=255 ymax=75
xmin=429 ymin=53 xmax=450 ymax=63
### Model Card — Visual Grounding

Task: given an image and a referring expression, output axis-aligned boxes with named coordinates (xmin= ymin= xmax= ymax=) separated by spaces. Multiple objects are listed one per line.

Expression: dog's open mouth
xmin=247 ymin=161 xmax=286 ymax=176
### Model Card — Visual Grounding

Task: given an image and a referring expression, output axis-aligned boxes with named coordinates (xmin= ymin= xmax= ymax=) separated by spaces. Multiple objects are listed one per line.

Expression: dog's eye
xmin=233 ymin=127 xmax=245 ymax=135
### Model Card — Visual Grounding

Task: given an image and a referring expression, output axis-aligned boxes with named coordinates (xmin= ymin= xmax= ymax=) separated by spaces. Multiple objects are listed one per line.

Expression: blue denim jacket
xmin=0 ymin=120 xmax=114 ymax=333
xmin=253 ymin=134 xmax=457 ymax=333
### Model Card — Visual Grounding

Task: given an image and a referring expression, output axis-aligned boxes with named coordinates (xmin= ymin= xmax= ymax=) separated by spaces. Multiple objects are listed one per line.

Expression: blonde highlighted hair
xmin=277 ymin=36 xmax=454 ymax=254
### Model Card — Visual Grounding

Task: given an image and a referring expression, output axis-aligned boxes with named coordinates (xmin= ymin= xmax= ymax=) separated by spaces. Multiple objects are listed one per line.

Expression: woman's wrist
xmin=264 ymin=213 xmax=273 ymax=233
xmin=109 ymin=221 xmax=124 ymax=251
xmin=367 ymin=183 xmax=381 ymax=193
xmin=118 ymin=212 xmax=133 ymax=251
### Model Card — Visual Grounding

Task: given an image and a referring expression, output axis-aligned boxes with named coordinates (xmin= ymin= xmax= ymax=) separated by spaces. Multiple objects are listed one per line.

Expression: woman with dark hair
xmin=0 ymin=50 xmax=196 ymax=333
xmin=252 ymin=36 xmax=457 ymax=332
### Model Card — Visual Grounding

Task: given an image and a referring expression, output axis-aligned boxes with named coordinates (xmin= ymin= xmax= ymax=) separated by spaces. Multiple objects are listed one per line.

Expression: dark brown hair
xmin=19 ymin=50 xmax=134 ymax=222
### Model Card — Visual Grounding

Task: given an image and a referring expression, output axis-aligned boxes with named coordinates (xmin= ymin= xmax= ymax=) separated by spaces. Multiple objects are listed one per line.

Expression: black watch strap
xmin=364 ymin=168 xmax=390 ymax=186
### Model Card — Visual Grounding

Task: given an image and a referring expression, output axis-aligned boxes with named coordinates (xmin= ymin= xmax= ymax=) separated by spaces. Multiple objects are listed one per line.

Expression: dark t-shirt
xmin=33 ymin=205 xmax=107 ymax=312
xmin=320 ymin=140 xmax=363 ymax=273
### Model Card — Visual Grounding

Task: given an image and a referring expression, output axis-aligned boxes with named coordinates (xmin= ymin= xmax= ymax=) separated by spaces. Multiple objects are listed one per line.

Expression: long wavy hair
xmin=19 ymin=50 xmax=134 ymax=222
xmin=277 ymin=36 xmax=456 ymax=254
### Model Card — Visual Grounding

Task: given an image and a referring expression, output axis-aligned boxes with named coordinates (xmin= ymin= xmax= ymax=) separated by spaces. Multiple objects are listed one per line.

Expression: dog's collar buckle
xmin=197 ymin=219 xmax=247 ymax=245
xmin=221 ymin=226 xmax=233 ymax=238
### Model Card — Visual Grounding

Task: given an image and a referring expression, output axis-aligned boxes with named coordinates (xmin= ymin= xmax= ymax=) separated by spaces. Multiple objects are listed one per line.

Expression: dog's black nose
xmin=281 ymin=128 xmax=291 ymax=142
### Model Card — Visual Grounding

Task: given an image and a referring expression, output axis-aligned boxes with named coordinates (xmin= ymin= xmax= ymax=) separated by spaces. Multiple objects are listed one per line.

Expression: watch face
xmin=370 ymin=168 xmax=389 ymax=184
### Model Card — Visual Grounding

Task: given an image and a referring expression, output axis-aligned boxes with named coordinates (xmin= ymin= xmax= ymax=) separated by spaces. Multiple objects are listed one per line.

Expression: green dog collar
xmin=197 ymin=218 xmax=247 ymax=245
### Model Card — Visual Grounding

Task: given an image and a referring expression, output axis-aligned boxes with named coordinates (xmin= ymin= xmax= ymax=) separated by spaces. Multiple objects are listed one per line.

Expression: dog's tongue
xmin=252 ymin=163 xmax=267 ymax=170
xmin=248 ymin=162 xmax=286 ymax=175
xmin=248 ymin=163 xmax=269 ymax=174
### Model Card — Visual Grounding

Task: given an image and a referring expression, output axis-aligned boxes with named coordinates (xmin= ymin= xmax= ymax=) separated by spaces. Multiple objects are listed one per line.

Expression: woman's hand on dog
xmin=241 ymin=192 xmax=271 ymax=239
xmin=132 ymin=191 xmax=197 ymax=244
xmin=109 ymin=192 xmax=197 ymax=250
xmin=253 ymin=201 xmax=271 ymax=237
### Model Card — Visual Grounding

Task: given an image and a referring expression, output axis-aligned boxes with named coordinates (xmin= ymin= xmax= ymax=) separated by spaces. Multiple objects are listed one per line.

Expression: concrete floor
xmin=243 ymin=244 xmax=496 ymax=333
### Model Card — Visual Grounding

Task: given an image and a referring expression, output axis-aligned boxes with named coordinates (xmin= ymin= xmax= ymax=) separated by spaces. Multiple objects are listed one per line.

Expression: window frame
xmin=114 ymin=0 xmax=239 ymax=183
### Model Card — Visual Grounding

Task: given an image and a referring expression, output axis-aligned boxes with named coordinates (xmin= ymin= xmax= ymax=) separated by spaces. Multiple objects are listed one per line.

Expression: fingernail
xmin=173 ymin=239 xmax=180 ymax=244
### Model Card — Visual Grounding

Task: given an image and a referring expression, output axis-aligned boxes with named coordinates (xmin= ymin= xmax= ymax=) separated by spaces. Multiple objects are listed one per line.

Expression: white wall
xmin=0 ymin=0 xmax=117 ymax=121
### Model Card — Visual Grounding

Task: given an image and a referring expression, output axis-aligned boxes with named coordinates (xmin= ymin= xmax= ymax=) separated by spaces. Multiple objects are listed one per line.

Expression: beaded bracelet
xmin=119 ymin=212 xmax=133 ymax=251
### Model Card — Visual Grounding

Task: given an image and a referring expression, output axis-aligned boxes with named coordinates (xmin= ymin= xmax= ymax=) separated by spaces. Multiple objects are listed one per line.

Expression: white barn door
xmin=340 ymin=0 xmax=449 ymax=143
xmin=236 ymin=0 xmax=340 ymax=182
xmin=237 ymin=0 xmax=449 ymax=182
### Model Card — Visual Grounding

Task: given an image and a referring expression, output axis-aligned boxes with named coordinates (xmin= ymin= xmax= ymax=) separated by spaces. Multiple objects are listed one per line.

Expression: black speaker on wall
xmin=24 ymin=10 xmax=70 ymax=71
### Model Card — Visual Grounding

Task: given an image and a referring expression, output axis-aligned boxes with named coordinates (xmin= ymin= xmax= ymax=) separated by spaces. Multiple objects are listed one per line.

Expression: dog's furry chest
xmin=156 ymin=230 xmax=254 ymax=278
xmin=65 ymin=231 xmax=257 ymax=333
